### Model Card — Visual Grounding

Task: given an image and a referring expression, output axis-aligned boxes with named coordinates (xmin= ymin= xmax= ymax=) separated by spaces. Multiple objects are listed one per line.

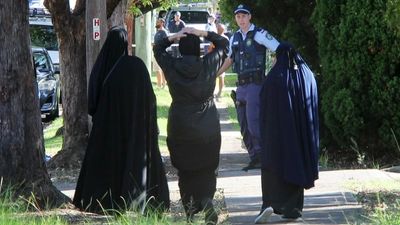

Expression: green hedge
xmin=313 ymin=0 xmax=400 ymax=155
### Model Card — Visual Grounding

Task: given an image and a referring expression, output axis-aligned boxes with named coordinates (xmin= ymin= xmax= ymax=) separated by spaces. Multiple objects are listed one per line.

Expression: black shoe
xmin=242 ymin=157 xmax=261 ymax=171
xmin=282 ymin=208 xmax=302 ymax=220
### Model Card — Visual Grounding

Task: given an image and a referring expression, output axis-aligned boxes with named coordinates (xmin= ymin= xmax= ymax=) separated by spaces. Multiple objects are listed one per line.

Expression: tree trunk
xmin=43 ymin=0 xmax=162 ymax=169
xmin=108 ymin=0 xmax=127 ymax=28
xmin=45 ymin=0 xmax=88 ymax=169
xmin=0 ymin=0 xmax=68 ymax=207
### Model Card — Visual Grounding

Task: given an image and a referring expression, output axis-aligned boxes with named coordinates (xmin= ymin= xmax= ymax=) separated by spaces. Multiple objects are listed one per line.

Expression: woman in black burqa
xmin=73 ymin=27 xmax=170 ymax=213
xmin=153 ymin=27 xmax=228 ymax=225
xmin=256 ymin=42 xmax=319 ymax=223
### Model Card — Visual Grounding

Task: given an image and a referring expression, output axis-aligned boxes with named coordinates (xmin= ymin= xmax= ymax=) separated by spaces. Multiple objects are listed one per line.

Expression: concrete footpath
xmin=203 ymin=100 xmax=400 ymax=225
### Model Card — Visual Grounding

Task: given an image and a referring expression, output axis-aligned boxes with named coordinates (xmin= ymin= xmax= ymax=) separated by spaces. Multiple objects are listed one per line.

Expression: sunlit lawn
xmin=220 ymin=73 xmax=240 ymax=131
xmin=43 ymin=117 xmax=63 ymax=156
xmin=150 ymin=74 xmax=171 ymax=154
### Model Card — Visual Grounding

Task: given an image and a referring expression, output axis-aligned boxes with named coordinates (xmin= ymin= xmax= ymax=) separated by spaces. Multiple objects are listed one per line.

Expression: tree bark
xmin=108 ymin=0 xmax=127 ymax=28
xmin=45 ymin=0 xmax=88 ymax=169
xmin=0 ymin=0 xmax=68 ymax=207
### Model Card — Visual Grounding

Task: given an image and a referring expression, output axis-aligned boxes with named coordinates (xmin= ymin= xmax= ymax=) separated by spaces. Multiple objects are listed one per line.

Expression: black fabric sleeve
xmin=153 ymin=37 xmax=174 ymax=72
xmin=203 ymin=32 xmax=229 ymax=77
xmin=204 ymin=31 xmax=229 ymax=53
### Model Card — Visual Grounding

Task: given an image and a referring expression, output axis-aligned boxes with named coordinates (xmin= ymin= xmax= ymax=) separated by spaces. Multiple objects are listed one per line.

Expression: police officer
xmin=217 ymin=4 xmax=280 ymax=170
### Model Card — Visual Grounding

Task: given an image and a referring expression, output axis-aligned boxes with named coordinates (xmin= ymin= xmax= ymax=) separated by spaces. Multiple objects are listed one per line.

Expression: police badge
xmin=246 ymin=39 xmax=252 ymax=46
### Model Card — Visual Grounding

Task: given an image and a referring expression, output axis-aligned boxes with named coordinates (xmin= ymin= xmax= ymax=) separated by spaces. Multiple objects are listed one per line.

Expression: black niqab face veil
xmin=88 ymin=26 xmax=128 ymax=116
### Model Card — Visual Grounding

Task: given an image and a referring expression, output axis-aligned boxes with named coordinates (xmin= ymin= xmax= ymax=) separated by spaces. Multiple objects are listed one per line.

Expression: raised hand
xmin=168 ymin=29 xmax=187 ymax=42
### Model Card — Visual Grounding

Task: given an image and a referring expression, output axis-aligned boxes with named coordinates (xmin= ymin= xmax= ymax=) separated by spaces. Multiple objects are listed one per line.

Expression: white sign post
xmin=93 ymin=18 xmax=100 ymax=40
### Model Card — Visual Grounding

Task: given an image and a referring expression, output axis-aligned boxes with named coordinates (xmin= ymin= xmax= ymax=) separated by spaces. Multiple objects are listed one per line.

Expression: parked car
xmin=29 ymin=15 xmax=59 ymax=72
xmin=33 ymin=47 xmax=60 ymax=120
xmin=165 ymin=3 xmax=211 ymax=32
xmin=164 ymin=3 xmax=212 ymax=56
xmin=29 ymin=0 xmax=49 ymax=16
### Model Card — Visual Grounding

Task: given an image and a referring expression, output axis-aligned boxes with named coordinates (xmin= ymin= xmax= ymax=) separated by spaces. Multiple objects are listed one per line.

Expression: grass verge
xmin=347 ymin=179 xmax=400 ymax=224
xmin=43 ymin=117 xmax=63 ymax=156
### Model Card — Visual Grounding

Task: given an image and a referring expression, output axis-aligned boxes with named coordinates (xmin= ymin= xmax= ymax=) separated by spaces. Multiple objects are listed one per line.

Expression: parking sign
xmin=93 ymin=18 xmax=100 ymax=40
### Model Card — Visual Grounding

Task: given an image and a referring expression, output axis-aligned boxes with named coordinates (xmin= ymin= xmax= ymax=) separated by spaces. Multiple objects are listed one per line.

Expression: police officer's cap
xmin=234 ymin=4 xmax=251 ymax=14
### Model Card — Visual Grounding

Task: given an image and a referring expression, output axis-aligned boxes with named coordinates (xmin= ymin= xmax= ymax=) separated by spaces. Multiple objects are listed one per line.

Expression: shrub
xmin=313 ymin=0 xmax=400 ymax=156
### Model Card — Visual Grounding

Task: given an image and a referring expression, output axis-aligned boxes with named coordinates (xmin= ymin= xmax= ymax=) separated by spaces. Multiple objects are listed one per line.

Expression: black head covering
xmin=275 ymin=42 xmax=298 ymax=69
xmin=179 ymin=34 xmax=200 ymax=57
xmin=88 ymin=26 xmax=128 ymax=116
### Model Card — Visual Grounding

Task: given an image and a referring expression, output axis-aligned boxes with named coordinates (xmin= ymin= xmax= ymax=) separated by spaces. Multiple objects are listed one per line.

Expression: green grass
xmin=370 ymin=202 xmax=400 ymax=225
xmin=151 ymin=74 xmax=172 ymax=154
xmin=0 ymin=187 xmax=183 ymax=225
xmin=223 ymin=73 xmax=238 ymax=87
xmin=347 ymin=180 xmax=400 ymax=224
xmin=220 ymin=91 xmax=240 ymax=131
xmin=43 ymin=117 xmax=63 ymax=156
xmin=0 ymin=185 xmax=67 ymax=225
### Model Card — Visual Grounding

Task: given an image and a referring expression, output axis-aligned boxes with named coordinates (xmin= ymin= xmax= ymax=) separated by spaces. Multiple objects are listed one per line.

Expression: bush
xmin=313 ymin=0 xmax=400 ymax=156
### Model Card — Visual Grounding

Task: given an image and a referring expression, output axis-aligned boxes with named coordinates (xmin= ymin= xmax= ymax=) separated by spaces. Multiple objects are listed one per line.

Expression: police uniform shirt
xmin=227 ymin=24 xmax=280 ymax=58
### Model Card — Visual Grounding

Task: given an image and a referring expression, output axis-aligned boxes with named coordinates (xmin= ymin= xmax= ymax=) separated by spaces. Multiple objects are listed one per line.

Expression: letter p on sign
xmin=93 ymin=18 xmax=100 ymax=41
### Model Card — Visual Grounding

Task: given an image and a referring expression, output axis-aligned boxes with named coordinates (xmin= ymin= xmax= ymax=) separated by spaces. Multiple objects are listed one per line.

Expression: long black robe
xmin=73 ymin=55 xmax=170 ymax=213
xmin=153 ymin=32 xmax=228 ymax=214
xmin=259 ymin=42 xmax=319 ymax=216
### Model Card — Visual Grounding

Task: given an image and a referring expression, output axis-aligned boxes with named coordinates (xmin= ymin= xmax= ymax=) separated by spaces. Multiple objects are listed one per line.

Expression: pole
xmin=86 ymin=0 xmax=107 ymax=130
xmin=134 ymin=11 xmax=152 ymax=71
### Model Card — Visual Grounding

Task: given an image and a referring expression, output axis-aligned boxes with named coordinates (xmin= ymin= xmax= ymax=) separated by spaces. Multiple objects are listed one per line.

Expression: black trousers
xmin=261 ymin=169 xmax=304 ymax=218
xmin=178 ymin=169 xmax=217 ymax=215
xmin=167 ymin=137 xmax=221 ymax=216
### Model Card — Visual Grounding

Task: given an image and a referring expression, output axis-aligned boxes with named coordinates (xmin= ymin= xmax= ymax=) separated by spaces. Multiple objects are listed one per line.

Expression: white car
xmin=165 ymin=6 xmax=211 ymax=32
xmin=165 ymin=4 xmax=212 ymax=56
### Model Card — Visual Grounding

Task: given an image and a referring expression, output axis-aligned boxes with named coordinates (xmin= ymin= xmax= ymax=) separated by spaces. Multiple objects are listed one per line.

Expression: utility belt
xmin=236 ymin=72 xmax=265 ymax=86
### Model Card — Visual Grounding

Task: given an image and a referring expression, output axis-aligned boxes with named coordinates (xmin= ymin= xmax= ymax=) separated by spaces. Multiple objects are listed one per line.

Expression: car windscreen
xmin=171 ymin=10 xmax=209 ymax=24
xmin=30 ymin=25 xmax=58 ymax=51
xmin=33 ymin=52 xmax=50 ymax=73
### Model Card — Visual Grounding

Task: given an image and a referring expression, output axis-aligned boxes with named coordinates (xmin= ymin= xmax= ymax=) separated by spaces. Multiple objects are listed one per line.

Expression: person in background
xmin=217 ymin=4 xmax=280 ymax=171
xmin=168 ymin=11 xmax=185 ymax=33
xmin=215 ymin=23 xmax=228 ymax=99
xmin=256 ymin=42 xmax=319 ymax=223
xmin=204 ymin=14 xmax=218 ymax=54
xmin=167 ymin=11 xmax=186 ymax=58
xmin=153 ymin=18 xmax=168 ymax=88
xmin=73 ymin=27 xmax=170 ymax=214
xmin=205 ymin=14 xmax=218 ymax=33
xmin=154 ymin=27 xmax=228 ymax=225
